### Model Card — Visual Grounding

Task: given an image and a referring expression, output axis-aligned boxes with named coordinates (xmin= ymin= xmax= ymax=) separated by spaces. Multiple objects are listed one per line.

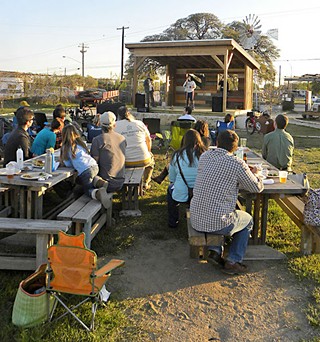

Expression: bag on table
xmin=303 ymin=188 xmax=320 ymax=227
xmin=12 ymin=264 xmax=53 ymax=328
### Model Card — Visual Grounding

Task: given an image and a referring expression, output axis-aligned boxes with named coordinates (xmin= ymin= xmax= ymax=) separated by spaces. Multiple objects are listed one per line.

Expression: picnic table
xmin=242 ymin=149 xmax=305 ymax=245
xmin=0 ymin=151 xmax=75 ymax=219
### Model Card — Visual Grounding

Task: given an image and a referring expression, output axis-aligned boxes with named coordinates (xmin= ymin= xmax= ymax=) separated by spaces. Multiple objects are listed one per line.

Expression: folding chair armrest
xmin=95 ymin=259 xmax=125 ymax=278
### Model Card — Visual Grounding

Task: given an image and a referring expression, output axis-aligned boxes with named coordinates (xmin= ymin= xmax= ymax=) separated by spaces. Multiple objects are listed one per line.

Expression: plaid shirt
xmin=190 ymin=148 xmax=264 ymax=232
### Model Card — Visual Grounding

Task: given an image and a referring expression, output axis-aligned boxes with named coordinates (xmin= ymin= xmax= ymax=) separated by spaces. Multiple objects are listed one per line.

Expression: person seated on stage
xmin=4 ymin=107 xmax=33 ymax=166
xmin=53 ymin=105 xmax=66 ymax=149
xmin=115 ymin=106 xmax=154 ymax=191
xmin=210 ymin=113 xmax=235 ymax=145
xmin=30 ymin=119 xmax=61 ymax=156
xmin=90 ymin=111 xmax=126 ymax=193
xmin=262 ymin=114 xmax=294 ymax=172
xmin=190 ymin=130 xmax=264 ymax=275
xmin=60 ymin=124 xmax=112 ymax=209
xmin=178 ymin=106 xmax=196 ymax=122
xmin=167 ymin=129 xmax=206 ymax=228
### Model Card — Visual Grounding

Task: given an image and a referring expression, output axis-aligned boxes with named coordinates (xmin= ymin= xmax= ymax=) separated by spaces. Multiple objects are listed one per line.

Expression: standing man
xmin=183 ymin=75 xmax=196 ymax=109
xmin=144 ymin=75 xmax=154 ymax=109
xmin=4 ymin=107 xmax=33 ymax=166
xmin=90 ymin=111 xmax=127 ymax=193
xmin=190 ymin=130 xmax=264 ymax=275
xmin=262 ymin=114 xmax=294 ymax=171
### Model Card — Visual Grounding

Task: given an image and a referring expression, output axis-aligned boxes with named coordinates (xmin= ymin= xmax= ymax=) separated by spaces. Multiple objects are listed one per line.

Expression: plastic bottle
xmin=45 ymin=149 xmax=53 ymax=173
xmin=16 ymin=146 xmax=24 ymax=170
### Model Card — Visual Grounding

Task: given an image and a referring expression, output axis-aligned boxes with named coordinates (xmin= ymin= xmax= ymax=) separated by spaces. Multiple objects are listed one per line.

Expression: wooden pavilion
xmin=125 ymin=39 xmax=260 ymax=112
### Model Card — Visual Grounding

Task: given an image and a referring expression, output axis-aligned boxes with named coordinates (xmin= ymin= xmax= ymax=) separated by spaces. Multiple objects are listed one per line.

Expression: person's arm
xmin=238 ymin=162 xmax=264 ymax=193
xmin=46 ymin=132 xmax=57 ymax=150
xmin=262 ymin=135 xmax=268 ymax=160
xmin=20 ymin=135 xmax=31 ymax=160
xmin=145 ymin=133 xmax=152 ymax=152
xmin=168 ymin=157 xmax=177 ymax=183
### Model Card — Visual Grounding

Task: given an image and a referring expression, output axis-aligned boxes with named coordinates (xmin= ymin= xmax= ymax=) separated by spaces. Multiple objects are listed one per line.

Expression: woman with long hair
xmin=167 ymin=129 xmax=206 ymax=228
xmin=60 ymin=124 xmax=111 ymax=208
xmin=194 ymin=119 xmax=211 ymax=148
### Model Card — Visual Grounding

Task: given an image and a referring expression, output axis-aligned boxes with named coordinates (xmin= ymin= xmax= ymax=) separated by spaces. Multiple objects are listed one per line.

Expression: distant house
xmin=0 ymin=71 xmax=25 ymax=99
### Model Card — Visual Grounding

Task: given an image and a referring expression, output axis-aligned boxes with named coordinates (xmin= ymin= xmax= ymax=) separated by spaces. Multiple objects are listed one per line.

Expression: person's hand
xmin=249 ymin=165 xmax=258 ymax=174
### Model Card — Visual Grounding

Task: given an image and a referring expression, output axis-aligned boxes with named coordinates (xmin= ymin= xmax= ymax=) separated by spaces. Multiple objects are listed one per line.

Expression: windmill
xmin=239 ymin=14 xmax=262 ymax=50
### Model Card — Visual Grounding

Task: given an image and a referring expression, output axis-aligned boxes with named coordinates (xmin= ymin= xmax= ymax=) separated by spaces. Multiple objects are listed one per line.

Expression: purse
xmin=176 ymin=156 xmax=193 ymax=203
xmin=303 ymin=188 xmax=320 ymax=227
xmin=12 ymin=264 xmax=53 ymax=328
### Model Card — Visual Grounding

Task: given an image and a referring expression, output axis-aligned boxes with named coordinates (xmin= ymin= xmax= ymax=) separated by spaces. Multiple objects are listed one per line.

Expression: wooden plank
xmin=0 ymin=256 xmax=36 ymax=270
xmin=186 ymin=209 xmax=206 ymax=246
xmin=0 ymin=218 xmax=72 ymax=234
xmin=72 ymin=200 xmax=101 ymax=223
xmin=124 ymin=167 xmax=144 ymax=185
xmin=57 ymin=194 xmax=91 ymax=220
xmin=0 ymin=206 xmax=11 ymax=218
xmin=243 ymin=245 xmax=286 ymax=260
xmin=90 ymin=213 xmax=107 ymax=240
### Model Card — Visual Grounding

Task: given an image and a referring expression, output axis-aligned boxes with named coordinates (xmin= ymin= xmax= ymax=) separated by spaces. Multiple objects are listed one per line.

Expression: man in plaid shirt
xmin=190 ymin=130 xmax=264 ymax=274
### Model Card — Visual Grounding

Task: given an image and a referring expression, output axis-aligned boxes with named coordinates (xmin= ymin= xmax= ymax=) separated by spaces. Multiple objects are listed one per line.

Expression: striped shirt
xmin=190 ymin=148 xmax=264 ymax=232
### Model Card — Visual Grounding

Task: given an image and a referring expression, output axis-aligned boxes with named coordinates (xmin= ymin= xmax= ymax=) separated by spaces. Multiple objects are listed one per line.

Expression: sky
xmin=1 ymin=0 xmax=319 ymax=83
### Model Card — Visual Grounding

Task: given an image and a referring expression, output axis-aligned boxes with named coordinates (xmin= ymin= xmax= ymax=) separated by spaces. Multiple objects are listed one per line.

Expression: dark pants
xmin=167 ymin=183 xmax=188 ymax=227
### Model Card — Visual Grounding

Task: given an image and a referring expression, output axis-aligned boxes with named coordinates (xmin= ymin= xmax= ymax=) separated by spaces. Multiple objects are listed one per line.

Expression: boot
xmin=151 ymin=166 xmax=168 ymax=185
xmin=93 ymin=176 xmax=108 ymax=189
xmin=95 ymin=188 xmax=112 ymax=209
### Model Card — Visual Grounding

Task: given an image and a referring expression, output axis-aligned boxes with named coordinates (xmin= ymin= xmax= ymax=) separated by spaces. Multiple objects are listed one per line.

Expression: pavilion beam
xmin=132 ymin=56 xmax=146 ymax=106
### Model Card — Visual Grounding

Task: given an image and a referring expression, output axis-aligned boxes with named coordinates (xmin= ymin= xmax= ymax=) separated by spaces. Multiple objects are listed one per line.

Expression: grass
xmin=1 ymin=125 xmax=320 ymax=340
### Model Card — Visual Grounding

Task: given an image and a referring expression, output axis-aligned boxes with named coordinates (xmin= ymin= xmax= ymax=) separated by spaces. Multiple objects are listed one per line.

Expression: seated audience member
xmin=211 ymin=113 xmax=235 ymax=145
xmin=177 ymin=106 xmax=196 ymax=122
xmin=194 ymin=119 xmax=211 ymax=148
xmin=115 ymin=106 xmax=154 ymax=190
xmin=4 ymin=107 xmax=34 ymax=166
xmin=262 ymin=114 xmax=294 ymax=171
xmin=190 ymin=130 xmax=264 ymax=275
xmin=53 ymin=105 xmax=66 ymax=149
xmin=60 ymin=124 xmax=111 ymax=209
xmin=152 ymin=120 xmax=210 ymax=185
xmin=31 ymin=119 xmax=61 ymax=156
xmin=86 ymin=114 xmax=102 ymax=143
xmin=90 ymin=111 xmax=126 ymax=193
xmin=167 ymin=129 xmax=206 ymax=228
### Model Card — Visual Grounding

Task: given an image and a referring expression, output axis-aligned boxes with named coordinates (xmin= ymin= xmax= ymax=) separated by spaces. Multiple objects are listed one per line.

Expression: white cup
xmin=240 ymin=138 xmax=247 ymax=147
xmin=6 ymin=164 xmax=15 ymax=179
xmin=279 ymin=171 xmax=288 ymax=183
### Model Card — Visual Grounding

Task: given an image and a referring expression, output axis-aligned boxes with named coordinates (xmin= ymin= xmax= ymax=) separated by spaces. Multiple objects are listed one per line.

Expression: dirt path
xmin=110 ymin=236 xmax=319 ymax=342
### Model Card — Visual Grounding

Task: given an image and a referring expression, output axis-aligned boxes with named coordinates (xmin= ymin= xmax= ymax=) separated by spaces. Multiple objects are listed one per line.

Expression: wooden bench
xmin=186 ymin=209 xmax=224 ymax=259
xmin=274 ymin=195 xmax=320 ymax=254
xmin=0 ymin=218 xmax=72 ymax=270
xmin=120 ymin=167 xmax=144 ymax=217
xmin=57 ymin=194 xmax=113 ymax=249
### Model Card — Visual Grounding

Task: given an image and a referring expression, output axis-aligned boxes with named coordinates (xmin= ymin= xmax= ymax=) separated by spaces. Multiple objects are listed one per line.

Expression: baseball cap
xmin=100 ymin=111 xmax=116 ymax=127
xmin=20 ymin=100 xmax=30 ymax=107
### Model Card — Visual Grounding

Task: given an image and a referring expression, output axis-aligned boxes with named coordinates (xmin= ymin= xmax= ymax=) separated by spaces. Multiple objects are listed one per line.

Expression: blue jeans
xmin=167 ymin=183 xmax=188 ymax=227
xmin=78 ymin=165 xmax=99 ymax=197
xmin=209 ymin=210 xmax=253 ymax=264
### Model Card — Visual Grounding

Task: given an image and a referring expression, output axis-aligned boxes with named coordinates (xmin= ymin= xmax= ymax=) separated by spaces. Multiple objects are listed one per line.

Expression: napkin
xmin=263 ymin=179 xmax=274 ymax=185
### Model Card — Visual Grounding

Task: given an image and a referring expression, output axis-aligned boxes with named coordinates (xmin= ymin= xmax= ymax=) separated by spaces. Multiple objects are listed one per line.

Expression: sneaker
xmin=95 ymin=188 xmax=112 ymax=209
xmin=221 ymin=261 xmax=248 ymax=275
xmin=93 ymin=176 xmax=108 ymax=189
xmin=207 ymin=250 xmax=225 ymax=267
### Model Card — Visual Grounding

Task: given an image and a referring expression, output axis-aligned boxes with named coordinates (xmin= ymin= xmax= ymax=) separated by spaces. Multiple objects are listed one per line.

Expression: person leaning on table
xmin=190 ymin=130 xmax=264 ymax=275
xmin=262 ymin=114 xmax=294 ymax=172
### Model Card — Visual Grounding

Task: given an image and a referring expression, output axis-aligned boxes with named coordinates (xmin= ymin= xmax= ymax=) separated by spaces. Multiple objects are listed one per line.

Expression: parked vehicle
xmin=312 ymin=98 xmax=320 ymax=112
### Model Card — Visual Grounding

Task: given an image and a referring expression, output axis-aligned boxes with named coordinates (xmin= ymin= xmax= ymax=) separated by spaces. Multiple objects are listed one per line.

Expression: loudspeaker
xmin=135 ymin=93 xmax=145 ymax=109
xmin=212 ymin=96 xmax=223 ymax=112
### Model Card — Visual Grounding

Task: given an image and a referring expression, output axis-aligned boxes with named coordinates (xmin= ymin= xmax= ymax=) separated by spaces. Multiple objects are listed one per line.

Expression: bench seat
xmin=274 ymin=195 xmax=320 ymax=254
xmin=0 ymin=218 xmax=72 ymax=270
xmin=57 ymin=194 xmax=112 ymax=248
xmin=186 ymin=209 xmax=224 ymax=259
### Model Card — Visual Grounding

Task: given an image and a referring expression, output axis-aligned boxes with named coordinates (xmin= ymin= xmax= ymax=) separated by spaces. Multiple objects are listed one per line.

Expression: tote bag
xmin=12 ymin=264 xmax=52 ymax=328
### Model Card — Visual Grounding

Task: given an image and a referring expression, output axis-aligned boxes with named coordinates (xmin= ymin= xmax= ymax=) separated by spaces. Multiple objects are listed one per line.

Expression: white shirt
xmin=178 ymin=114 xmax=196 ymax=122
xmin=114 ymin=119 xmax=151 ymax=167
xmin=183 ymin=80 xmax=196 ymax=93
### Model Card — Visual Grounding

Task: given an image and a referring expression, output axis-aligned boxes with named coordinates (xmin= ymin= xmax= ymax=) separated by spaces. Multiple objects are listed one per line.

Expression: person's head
xmin=176 ymin=129 xmax=206 ymax=166
xmin=16 ymin=107 xmax=34 ymax=128
xmin=185 ymin=106 xmax=192 ymax=115
xmin=187 ymin=75 xmax=192 ymax=81
xmin=50 ymin=118 xmax=61 ymax=133
xmin=275 ymin=114 xmax=288 ymax=129
xmin=117 ymin=106 xmax=134 ymax=121
xmin=224 ymin=113 xmax=234 ymax=123
xmin=217 ymin=130 xmax=239 ymax=153
xmin=61 ymin=124 xmax=87 ymax=160
xmin=194 ymin=119 xmax=209 ymax=138
xmin=100 ymin=111 xmax=116 ymax=132
xmin=53 ymin=106 xmax=66 ymax=120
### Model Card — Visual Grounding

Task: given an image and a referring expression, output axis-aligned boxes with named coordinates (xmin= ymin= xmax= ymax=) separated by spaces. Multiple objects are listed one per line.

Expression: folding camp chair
xmin=169 ymin=120 xmax=195 ymax=150
xmin=46 ymin=231 xmax=125 ymax=331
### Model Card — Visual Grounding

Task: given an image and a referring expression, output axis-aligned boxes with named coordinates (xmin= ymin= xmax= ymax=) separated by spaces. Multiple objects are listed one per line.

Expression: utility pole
xmin=79 ymin=43 xmax=89 ymax=77
xmin=117 ymin=26 xmax=129 ymax=80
